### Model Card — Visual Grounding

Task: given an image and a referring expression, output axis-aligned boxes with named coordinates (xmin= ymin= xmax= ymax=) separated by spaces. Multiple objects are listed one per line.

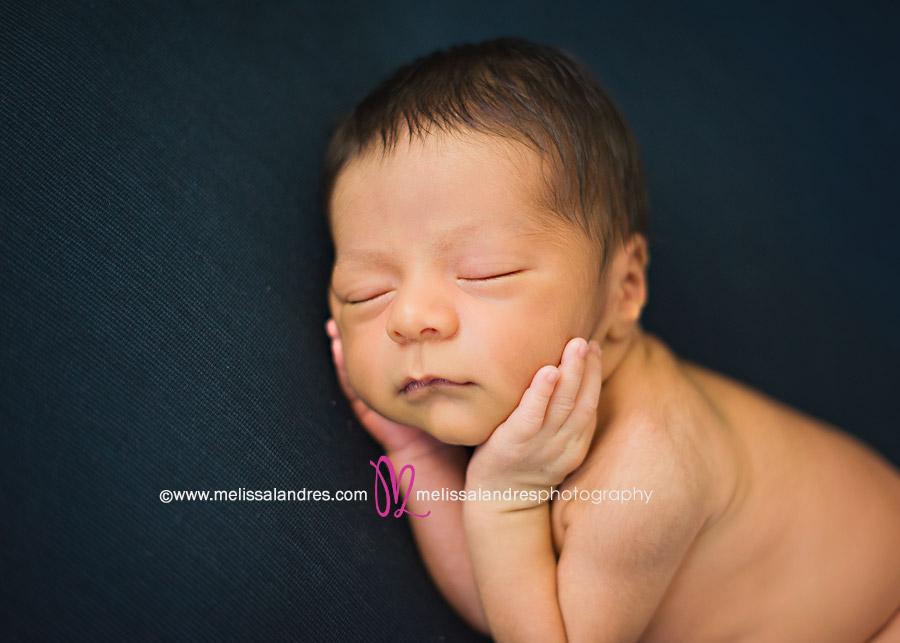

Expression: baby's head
xmin=324 ymin=38 xmax=650 ymax=445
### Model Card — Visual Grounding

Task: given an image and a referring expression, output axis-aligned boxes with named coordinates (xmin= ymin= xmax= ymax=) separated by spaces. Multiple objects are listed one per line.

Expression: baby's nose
xmin=385 ymin=284 xmax=459 ymax=343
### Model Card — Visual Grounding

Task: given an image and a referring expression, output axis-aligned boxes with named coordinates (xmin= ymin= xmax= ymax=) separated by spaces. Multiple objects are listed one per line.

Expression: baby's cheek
xmin=343 ymin=340 xmax=381 ymax=401
xmin=506 ymin=344 xmax=563 ymax=387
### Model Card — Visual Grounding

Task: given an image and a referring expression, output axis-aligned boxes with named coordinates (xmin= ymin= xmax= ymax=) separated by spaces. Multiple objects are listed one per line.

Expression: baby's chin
xmin=425 ymin=420 xmax=493 ymax=447
xmin=380 ymin=398 xmax=511 ymax=447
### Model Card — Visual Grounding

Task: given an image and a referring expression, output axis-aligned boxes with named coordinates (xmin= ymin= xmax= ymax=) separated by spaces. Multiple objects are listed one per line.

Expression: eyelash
xmin=462 ymin=270 xmax=523 ymax=282
xmin=344 ymin=271 xmax=523 ymax=305
xmin=345 ymin=294 xmax=383 ymax=305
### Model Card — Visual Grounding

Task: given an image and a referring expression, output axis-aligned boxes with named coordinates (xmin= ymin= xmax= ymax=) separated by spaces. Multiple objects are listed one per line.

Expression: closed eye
xmin=460 ymin=270 xmax=523 ymax=282
xmin=345 ymin=271 xmax=523 ymax=303
xmin=345 ymin=291 xmax=389 ymax=305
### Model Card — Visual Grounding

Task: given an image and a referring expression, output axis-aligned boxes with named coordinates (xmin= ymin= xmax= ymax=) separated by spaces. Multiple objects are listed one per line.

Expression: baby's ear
xmin=607 ymin=234 xmax=649 ymax=340
xmin=626 ymin=233 xmax=650 ymax=271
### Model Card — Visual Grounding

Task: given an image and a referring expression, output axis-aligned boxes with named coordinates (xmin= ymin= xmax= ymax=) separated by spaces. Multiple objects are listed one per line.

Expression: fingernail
xmin=546 ymin=368 xmax=560 ymax=384
xmin=577 ymin=339 xmax=588 ymax=358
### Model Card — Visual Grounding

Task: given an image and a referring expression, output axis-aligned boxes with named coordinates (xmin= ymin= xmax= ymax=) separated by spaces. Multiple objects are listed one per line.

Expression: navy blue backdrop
xmin=2 ymin=1 xmax=898 ymax=640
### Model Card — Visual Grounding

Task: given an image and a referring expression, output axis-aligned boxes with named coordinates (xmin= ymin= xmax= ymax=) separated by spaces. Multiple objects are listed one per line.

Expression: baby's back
xmin=639 ymin=343 xmax=900 ymax=641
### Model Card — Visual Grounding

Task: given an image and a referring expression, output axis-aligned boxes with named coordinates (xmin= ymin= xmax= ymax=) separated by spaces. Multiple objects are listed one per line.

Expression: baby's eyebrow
xmin=333 ymin=248 xmax=401 ymax=272
xmin=335 ymin=223 xmax=513 ymax=271
xmin=431 ymin=223 xmax=485 ymax=254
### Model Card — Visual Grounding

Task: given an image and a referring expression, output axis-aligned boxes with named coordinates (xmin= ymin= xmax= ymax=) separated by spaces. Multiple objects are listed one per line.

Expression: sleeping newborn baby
xmin=322 ymin=38 xmax=900 ymax=641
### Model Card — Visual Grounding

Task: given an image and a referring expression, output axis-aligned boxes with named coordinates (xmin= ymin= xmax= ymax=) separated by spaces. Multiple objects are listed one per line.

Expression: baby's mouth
xmin=400 ymin=377 xmax=471 ymax=395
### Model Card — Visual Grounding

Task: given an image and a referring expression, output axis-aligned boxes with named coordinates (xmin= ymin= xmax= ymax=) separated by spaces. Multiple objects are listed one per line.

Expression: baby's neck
xmin=592 ymin=324 xmax=655 ymax=431
xmin=596 ymin=323 xmax=649 ymax=382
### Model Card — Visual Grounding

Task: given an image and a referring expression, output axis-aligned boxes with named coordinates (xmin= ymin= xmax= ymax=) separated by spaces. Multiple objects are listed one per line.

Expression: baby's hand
xmin=467 ymin=338 xmax=602 ymax=500
xmin=325 ymin=319 xmax=452 ymax=460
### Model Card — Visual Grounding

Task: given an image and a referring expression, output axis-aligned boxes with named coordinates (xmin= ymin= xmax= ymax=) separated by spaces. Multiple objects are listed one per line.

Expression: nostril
xmin=388 ymin=328 xmax=412 ymax=344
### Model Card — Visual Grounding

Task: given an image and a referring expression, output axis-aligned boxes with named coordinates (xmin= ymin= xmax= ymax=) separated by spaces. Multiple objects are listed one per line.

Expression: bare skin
xmin=326 ymin=131 xmax=900 ymax=641
xmin=550 ymin=328 xmax=900 ymax=642
xmin=330 ymin=319 xmax=900 ymax=641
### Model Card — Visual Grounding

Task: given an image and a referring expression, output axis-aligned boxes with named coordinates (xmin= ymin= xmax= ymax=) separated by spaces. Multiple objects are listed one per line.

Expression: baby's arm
xmin=464 ymin=338 xmax=601 ymax=640
xmin=464 ymin=339 xmax=709 ymax=642
xmin=554 ymin=474 xmax=707 ymax=642
xmin=386 ymin=444 xmax=489 ymax=633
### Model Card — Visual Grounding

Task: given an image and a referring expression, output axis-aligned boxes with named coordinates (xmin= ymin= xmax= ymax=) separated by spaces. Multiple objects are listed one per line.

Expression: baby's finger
xmin=325 ymin=319 xmax=348 ymax=380
xmin=502 ymin=365 xmax=560 ymax=442
xmin=325 ymin=318 xmax=339 ymax=340
xmin=560 ymin=341 xmax=603 ymax=435
xmin=543 ymin=337 xmax=588 ymax=431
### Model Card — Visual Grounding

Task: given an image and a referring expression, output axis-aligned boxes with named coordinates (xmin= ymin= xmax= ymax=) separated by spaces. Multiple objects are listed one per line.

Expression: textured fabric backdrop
xmin=2 ymin=1 xmax=898 ymax=640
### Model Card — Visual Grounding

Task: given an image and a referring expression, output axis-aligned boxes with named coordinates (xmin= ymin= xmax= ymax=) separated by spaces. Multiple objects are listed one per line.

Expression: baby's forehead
xmin=350 ymin=129 xmax=544 ymax=176
xmin=330 ymin=132 xmax=561 ymax=230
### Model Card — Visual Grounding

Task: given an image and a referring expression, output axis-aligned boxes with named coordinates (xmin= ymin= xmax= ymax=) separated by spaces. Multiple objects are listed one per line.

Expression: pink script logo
xmin=370 ymin=455 xmax=430 ymax=518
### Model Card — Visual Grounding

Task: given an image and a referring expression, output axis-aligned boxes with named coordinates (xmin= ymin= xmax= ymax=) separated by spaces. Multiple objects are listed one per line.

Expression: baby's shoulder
xmin=587 ymin=407 xmax=725 ymax=509
xmin=568 ymin=337 xmax=743 ymax=526
xmin=552 ymin=401 xmax=723 ymax=578
xmin=600 ymin=342 xmax=732 ymax=466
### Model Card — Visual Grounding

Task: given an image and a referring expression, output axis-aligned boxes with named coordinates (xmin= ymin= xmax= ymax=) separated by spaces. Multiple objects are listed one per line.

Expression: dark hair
xmin=322 ymin=38 xmax=648 ymax=274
